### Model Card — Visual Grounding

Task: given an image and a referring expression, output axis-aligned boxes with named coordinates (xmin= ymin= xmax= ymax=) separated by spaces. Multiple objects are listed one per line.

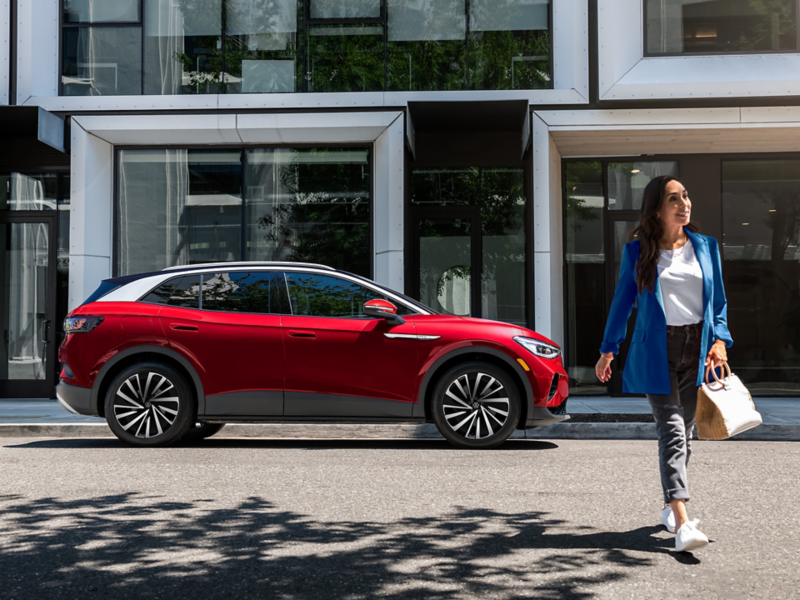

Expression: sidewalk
xmin=0 ymin=397 xmax=798 ymax=441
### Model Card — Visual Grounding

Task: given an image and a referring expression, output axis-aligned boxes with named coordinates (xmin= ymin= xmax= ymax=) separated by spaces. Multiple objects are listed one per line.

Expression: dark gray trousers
xmin=646 ymin=323 xmax=702 ymax=504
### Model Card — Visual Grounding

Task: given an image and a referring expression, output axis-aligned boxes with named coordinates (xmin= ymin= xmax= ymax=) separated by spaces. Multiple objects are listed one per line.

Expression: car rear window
xmin=140 ymin=275 xmax=201 ymax=309
xmin=201 ymin=271 xmax=290 ymax=314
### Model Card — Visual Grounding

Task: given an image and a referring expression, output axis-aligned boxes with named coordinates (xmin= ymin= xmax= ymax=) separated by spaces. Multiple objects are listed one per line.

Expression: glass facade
xmin=646 ymin=0 xmax=797 ymax=55
xmin=722 ymin=159 xmax=800 ymax=395
xmin=116 ymin=147 xmax=370 ymax=277
xmin=61 ymin=0 xmax=552 ymax=95
xmin=411 ymin=167 xmax=526 ymax=326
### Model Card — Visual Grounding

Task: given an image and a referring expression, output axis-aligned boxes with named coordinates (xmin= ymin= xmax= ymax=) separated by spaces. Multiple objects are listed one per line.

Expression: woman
xmin=595 ymin=176 xmax=732 ymax=553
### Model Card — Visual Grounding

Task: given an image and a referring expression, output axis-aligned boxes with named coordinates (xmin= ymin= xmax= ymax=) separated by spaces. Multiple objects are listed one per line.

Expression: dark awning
xmin=0 ymin=106 xmax=65 ymax=154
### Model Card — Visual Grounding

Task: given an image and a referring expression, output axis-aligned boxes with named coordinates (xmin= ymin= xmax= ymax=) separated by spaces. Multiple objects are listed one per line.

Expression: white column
xmin=532 ymin=113 xmax=564 ymax=346
xmin=69 ymin=117 xmax=114 ymax=310
xmin=0 ymin=0 xmax=9 ymax=105
xmin=15 ymin=0 xmax=59 ymax=102
xmin=372 ymin=113 xmax=405 ymax=291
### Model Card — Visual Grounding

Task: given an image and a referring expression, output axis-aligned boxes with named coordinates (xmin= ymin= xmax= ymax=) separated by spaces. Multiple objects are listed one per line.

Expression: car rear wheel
xmin=432 ymin=361 xmax=521 ymax=449
xmin=181 ymin=422 xmax=226 ymax=442
xmin=104 ymin=362 xmax=195 ymax=447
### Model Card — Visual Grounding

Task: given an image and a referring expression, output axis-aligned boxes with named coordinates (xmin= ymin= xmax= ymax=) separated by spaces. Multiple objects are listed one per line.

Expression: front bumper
xmin=524 ymin=400 xmax=570 ymax=428
xmin=56 ymin=381 xmax=95 ymax=416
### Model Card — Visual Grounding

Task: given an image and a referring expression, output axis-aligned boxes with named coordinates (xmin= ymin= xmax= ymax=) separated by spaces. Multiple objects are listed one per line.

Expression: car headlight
xmin=64 ymin=316 xmax=104 ymax=334
xmin=513 ymin=336 xmax=561 ymax=359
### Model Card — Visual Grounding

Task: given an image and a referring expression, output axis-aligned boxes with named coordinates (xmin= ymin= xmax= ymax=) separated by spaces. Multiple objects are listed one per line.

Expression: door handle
xmin=40 ymin=320 xmax=49 ymax=344
xmin=288 ymin=330 xmax=316 ymax=338
xmin=170 ymin=324 xmax=199 ymax=331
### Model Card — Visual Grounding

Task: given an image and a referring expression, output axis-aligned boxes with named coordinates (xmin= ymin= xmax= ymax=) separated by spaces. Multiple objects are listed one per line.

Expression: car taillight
xmin=64 ymin=316 xmax=104 ymax=334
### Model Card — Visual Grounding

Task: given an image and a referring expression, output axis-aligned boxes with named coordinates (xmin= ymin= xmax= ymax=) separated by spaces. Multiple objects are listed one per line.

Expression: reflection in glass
xmin=224 ymin=0 xmax=298 ymax=93
xmin=0 ymin=174 xmax=58 ymax=210
xmin=410 ymin=168 xmax=479 ymax=206
xmin=386 ymin=0 xmax=466 ymax=91
xmin=57 ymin=176 xmax=71 ymax=345
xmin=419 ymin=219 xmax=472 ymax=316
xmin=117 ymin=149 xmax=242 ymax=275
xmin=285 ymin=273 xmax=406 ymax=317
xmin=144 ymin=0 xmax=223 ymax=95
xmin=64 ymin=0 xmax=139 ymax=23
xmin=469 ymin=0 xmax=551 ymax=90
xmin=722 ymin=159 xmax=800 ymax=395
xmin=307 ymin=26 xmax=385 ymax=92
xmin=311 ymin=0 xmax=380 ymax=19
xmin=564 ymin=162 xmax=605 ymax=394
xmin=480 ymin=169 xmax=525 ymax=326
xmin=245 ymin=148 xmax=371 ymax=276
xmin=62 ymin=27 xmax=142 ymax=96
xmin=608 ymin=161 xmax=679 ymax=211
xmin=0 ymin=223 xmax=49 ymax=381
xmin=201 ymin=271 xmax=290 ymax=313
xmin=142 ymin=275 xmax=202 ymax=308
xmin=646 ymin=0 xmax=796 ymax=54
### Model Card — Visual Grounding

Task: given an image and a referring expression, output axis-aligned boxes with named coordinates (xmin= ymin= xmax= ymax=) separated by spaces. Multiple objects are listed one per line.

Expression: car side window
xmin=201 ymin=271 xmax=291 ymax=314
xmin=284 ymin=273 xmax=411 ymax=318
xmin=141 ymin=275 xmax=201 ymax=309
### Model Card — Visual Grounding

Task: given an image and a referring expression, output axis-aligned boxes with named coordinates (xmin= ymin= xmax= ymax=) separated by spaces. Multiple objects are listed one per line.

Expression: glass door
xmin=0 ymin=214 xmax=57 ymax=397
xmin=413 ymin=207 xmax=481 ymax=317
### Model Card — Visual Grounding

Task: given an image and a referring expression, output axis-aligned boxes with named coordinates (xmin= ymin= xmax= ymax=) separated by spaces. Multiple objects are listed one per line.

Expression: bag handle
xmin=705 ymin=361 xmax=732 ymax=384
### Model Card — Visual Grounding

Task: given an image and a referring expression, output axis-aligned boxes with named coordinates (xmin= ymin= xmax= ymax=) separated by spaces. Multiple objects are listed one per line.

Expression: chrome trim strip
xmin=384 ymin=333 xmax=441 ymax=340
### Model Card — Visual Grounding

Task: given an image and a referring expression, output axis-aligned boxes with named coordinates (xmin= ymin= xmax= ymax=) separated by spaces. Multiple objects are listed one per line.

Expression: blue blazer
xmin=600 ymin=229 xmax=733 ymax=395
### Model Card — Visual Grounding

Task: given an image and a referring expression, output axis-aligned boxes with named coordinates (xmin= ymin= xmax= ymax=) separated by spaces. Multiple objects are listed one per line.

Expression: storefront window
xmin=722 ymin=159 xmax=800 ymax=395
xmin=117 ymin=147 xmax=371 ymax=277
xmin=245 ymin=148 xmax=370 ymax=274
xmin=564 ymin=162 xmax=605 ymax=395
xmin=0 ymin=174 xmax=58 ymax=211
xmin=307 ymin=26 xmax=385 ymax=92
xmin=608 ymin=161 xmax=678 ymax=211
xmin=62 ymin=27 xmax=142 ymax=96
xmin=646 ymin=0 xmax=796 ymax=55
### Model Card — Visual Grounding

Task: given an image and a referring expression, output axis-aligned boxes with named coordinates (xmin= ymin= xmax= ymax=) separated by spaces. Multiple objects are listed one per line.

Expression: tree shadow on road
xmin=0 ymin=492 xmax=675 ymax=600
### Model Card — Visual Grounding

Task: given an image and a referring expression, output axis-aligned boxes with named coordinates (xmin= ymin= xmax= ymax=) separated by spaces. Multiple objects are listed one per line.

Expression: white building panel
xmin=0 ymin=0 xmax=9 ymax=105
xmin=15 ymin=0 xmax=58 ymax=102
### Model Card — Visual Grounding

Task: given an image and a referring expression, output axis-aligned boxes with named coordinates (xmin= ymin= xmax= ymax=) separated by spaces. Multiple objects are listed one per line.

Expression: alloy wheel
xmin=442 ymin=372 xmax=510 ymax=440
xmin=113 ymin=372 xmax=180 ymax=439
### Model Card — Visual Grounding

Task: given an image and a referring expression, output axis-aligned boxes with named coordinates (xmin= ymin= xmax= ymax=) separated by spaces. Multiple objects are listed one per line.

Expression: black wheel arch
xmin=91 ymin=346 xmax=206 ymax=418
xmin=413 ymin=346 xmax=534 ymax=428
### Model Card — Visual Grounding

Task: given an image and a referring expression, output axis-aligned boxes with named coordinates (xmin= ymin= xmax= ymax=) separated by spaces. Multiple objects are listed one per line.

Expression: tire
xmin=104 ymin=362 xmax=195 ymax=447
xmin=180 ymin=422 xmax=226 ymax=442
xmin=432 ymin=361 xmax=521 ymax=449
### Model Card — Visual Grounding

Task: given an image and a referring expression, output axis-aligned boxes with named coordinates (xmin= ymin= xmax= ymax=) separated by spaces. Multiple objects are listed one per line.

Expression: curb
xmin=1 ymin=422 xmax=798 ymax=441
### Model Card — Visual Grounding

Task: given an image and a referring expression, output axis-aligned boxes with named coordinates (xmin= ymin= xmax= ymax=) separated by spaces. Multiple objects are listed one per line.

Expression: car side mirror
xmin=364 ymin=299 xmax=405 ymax=325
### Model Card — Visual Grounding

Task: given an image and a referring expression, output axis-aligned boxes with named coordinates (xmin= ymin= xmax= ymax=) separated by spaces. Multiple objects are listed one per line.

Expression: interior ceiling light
xmin=769 ymin=209 xmax=777 ymax=212
xmin=631 ymin=169 xmax=640 ymax=174
xmin=743 ymin=223 xmax=750 ymax=225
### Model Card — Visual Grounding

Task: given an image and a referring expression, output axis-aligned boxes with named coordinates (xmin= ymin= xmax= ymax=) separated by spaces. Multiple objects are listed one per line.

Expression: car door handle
xmin=170 ymin=324 xmax=199 ymax=331
xmin=288 ymin=330 xmax=316 ymax=338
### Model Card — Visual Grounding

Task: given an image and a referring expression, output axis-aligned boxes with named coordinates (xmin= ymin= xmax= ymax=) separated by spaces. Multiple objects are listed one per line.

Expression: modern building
xmin=1 ymin=0 xmax=798 ymax=399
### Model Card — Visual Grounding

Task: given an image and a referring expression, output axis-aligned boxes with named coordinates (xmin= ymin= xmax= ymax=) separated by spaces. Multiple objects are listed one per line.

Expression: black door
xmin=0 ymin=213 xmax=57 ymax=397
xmin=413 ymin=207 xmax=481 ymax=318
xmin=605 ymin=213 xmax=640 ymax=396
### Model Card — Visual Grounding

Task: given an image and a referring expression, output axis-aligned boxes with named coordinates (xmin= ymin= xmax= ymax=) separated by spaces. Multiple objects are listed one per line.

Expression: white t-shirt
xmin=657 ymin=238 xmax=704 ymax=326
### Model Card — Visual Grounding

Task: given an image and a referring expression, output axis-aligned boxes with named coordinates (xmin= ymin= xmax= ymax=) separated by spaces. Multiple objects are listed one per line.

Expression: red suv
xmin=57 ymin=262 xmax=569 ymax=449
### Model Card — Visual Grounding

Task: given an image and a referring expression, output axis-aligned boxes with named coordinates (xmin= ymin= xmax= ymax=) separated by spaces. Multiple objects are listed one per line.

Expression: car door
xmin=154 ymin=270 xmax=288 ymax=417
xmin=281 ymin=271 xmax=420 ymax=418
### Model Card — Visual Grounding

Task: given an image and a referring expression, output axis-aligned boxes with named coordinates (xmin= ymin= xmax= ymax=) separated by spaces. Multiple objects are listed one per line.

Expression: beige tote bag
xmin=696 ymin=363 xmax=762 ymax=440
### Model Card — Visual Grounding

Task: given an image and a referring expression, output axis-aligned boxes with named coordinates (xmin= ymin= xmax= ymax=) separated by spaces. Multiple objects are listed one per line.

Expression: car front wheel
xmin=432 ymin=361 xmax=521 ymax=449
xmin=105 ymin=362 xmax=195 ymax=447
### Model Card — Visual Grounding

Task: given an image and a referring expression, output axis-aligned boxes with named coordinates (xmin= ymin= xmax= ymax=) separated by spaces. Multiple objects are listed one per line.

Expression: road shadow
xmin=0 ymin=492 xmax=676 ymax=600
xmin=4 ymin=438 xmax=560 ymax=451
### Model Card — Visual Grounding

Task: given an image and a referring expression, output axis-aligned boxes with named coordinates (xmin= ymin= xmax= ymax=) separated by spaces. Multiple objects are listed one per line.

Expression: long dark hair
xmin=629 ymin=176 xmax=699 ymax=294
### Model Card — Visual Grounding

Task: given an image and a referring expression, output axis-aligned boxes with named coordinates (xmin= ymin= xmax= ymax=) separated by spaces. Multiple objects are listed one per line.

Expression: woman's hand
xmin=705 ymin=340 xmax=728 ymax=370
xmin=595 ymin=352 xmax=613 ymax=382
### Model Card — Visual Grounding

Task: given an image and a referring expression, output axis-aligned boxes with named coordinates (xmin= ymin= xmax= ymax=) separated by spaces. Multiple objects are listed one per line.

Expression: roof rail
xmin=161 ymin=261 xmax=336 ymax=272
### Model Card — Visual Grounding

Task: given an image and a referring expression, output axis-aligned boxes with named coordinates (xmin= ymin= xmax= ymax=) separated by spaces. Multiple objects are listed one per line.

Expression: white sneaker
xmin=675 ymin=521 xmax=709 ymax=552
xmin=660 ymin=506 xmax=676 ymax=533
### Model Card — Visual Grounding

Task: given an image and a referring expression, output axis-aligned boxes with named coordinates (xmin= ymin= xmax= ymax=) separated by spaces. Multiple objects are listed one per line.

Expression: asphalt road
xmin=1 ymin=437 xmax=798 ymax=600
